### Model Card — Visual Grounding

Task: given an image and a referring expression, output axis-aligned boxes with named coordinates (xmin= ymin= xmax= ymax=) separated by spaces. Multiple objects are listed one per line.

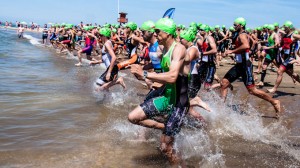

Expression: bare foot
xmin=118 ymin=77 xmax=126 ymax=90
xmin=75 ymin=63 xmax=82 ymax=67
xmin=193 ymin=97 xmax=211 ymax=112
xmin=267 ymin=88 xmax=276 ymax=94
xmin=211 ymin=83 xmax=221 ymax=89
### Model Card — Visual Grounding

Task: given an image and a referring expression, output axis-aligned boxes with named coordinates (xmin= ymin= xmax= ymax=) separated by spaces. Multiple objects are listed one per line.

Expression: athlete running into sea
xmin=129 ymin=18 xmax=188 ymax=166
xmin=221 ymin=17 xmax=281 ymax=118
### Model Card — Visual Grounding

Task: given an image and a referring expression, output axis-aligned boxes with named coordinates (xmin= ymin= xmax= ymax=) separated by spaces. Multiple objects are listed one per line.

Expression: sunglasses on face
xmin=155 ymin=29 xmax=161 ymax=34
xmin=233 ymin=24 xmax=238 ymax=27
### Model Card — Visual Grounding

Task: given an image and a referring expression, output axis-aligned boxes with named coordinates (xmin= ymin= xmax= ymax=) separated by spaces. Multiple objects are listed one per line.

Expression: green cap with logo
xmin=141 ymin=20 xmax=155 ymax=33
xmin=155 ymin=18 xmax=177 ymax=36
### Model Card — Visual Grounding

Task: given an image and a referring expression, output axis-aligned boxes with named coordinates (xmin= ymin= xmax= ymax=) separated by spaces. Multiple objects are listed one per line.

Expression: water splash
xmin=23 ymin=34 xmax=42 ymax=46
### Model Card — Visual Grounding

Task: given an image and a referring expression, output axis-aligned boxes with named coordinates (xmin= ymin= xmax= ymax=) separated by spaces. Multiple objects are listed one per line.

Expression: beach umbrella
xmin=20 ymin=21 xmax=27 ymax=25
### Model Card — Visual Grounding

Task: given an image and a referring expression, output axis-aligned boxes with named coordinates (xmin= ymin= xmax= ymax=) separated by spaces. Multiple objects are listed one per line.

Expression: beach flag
xmin=162 ymin=8 xmax=175 ymax=19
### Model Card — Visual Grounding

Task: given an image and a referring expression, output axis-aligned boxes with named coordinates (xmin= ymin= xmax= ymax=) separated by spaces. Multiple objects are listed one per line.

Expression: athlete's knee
xmin=220 ymin=78 xmax=230 ymax=88
xmin=128 ymin=107 xmax=145 ymax=124
xmin=127 ymin=112 xmax=138 ymax=124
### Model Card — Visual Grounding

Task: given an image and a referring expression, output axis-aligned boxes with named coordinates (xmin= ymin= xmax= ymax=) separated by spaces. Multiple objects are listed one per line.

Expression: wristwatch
xmin=143 ymin=70 xmax=148 ymax=79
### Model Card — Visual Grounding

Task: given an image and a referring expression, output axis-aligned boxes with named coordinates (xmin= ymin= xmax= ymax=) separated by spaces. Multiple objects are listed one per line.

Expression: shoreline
xmin=0 ymin=26 xmax=43 ymax=33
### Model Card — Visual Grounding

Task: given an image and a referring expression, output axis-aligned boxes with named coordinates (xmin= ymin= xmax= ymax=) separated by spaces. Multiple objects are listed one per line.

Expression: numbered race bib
xmin=202 ymin=55 xmax=208 ymax=62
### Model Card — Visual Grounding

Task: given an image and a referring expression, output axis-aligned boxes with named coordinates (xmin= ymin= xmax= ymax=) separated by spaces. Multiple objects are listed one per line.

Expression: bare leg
xmin=286 ymin=68 xmax=300 ymax=84
xmin=220 ymin=78 xmax=231 ymax=101
xmin=247 ymin=87 xmax=281 ymax=115
xmin=190 ymin=96 xmax=211 ymax=112
xmin=267 ymin=66 xmax=285 ymax=93
xmin=160 ymin=135 xmax=186 ymax=167
xmin=128 ymin=106 xmax=165 ymax=130
xmin=188 ymin=107 xmax=206 ymax=124
xmin=75 ymin=50 xmax=83 ymax=66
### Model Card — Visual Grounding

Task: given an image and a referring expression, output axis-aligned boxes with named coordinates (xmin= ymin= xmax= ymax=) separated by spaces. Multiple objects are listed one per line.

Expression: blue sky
xmin=0 ymin=0 xmax=299 ymax=28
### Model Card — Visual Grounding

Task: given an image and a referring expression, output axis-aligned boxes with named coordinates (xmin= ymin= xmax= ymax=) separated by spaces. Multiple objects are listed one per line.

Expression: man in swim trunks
xmin=221 ymin=17 xmax=281 ymax=118
xmin=129 ymin=18 xmax=188 ymax=166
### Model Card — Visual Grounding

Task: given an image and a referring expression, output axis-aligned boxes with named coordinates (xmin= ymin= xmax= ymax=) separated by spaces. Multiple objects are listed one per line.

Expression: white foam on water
xmin=109 ymin=119 xmax=142 ymax=140
xmin=23 ymin=34 xmax=42 ymax=46
xmin=198 ymin=90 xmax=300 ymax=163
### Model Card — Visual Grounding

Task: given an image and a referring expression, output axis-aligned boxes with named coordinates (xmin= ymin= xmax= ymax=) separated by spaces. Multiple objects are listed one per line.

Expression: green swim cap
xmin=141 ymin=20 xmax=155 ymax=33
xmin=112 ymin=28 xmax=117 ymax=33
xmin=294 ymin=31 xmax=299 ymax=34
xmin=200 ymin=24 xmax=210 ymax=32
xmin=222 ymin=25 xmax=226 ymax=28
xmin=99 ymin=27 xmax=111 ymax=38
xmin=155 ymin=18 xmax=176 ymax=36
xmin=104 ymin=23 xmax=111 ymax=28
xmin=263 ymin=24 xmax=268 ymax=28
xmin=284 ymin=21 xmax=293 ymax=28
xmin=190 ymin=22 xmax=197 ymax=28
xmin=267 ymin=24 xmax=275 ymax=30
xmin=234 ymin=17 xmax=246 ymax=27
xmin=274 ymin=22 xmax=279 ymax=27
xmin=115 ymin=24 xmax=120 ymax=28
xmin=215 ymin=25 xmax=220 ymax=29
xmin=83 ymin=26 xmax=92 ymax=31
xmin=229 ymin=26 xmax=235 ymax=31
xmin=256 ymin=26 xmax=262 ymax=31
xmin=180 ymin=29 xmax=196 ymax=42
xmin=197 ymin=23 xmax=202 ymax=28
xmin=188 ymin=26 xmax=197 ymax=33
xmin=126 ymin=22 xmax=137 ymax=31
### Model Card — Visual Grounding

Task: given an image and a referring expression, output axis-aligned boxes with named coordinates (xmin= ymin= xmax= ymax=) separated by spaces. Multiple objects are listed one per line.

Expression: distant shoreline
xmin=0 ymin=26 xmax=42 ymax=33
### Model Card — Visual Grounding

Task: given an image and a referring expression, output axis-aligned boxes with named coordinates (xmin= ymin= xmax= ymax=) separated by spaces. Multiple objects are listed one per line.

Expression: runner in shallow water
xmin=129 ymin=18 xmax=189 ymax=167
xmin=221 ymin=17 xmax=281 ymax=118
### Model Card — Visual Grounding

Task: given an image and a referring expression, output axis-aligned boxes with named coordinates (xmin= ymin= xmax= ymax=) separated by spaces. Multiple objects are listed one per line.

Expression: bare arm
xmin=228 ymin=33 xmax=249 ymax=54
xmin=146 ymin=44 xmax=186 ymax=83
xmin=105 ymin=41 xmax=117 ymax=74
xmin=203 ymin=36 xmax=217 ymax=55
xmin=131 ymin=44 xmax=186 ymax=84
xmin=293 ymin=34 xmax=300 ymax=40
